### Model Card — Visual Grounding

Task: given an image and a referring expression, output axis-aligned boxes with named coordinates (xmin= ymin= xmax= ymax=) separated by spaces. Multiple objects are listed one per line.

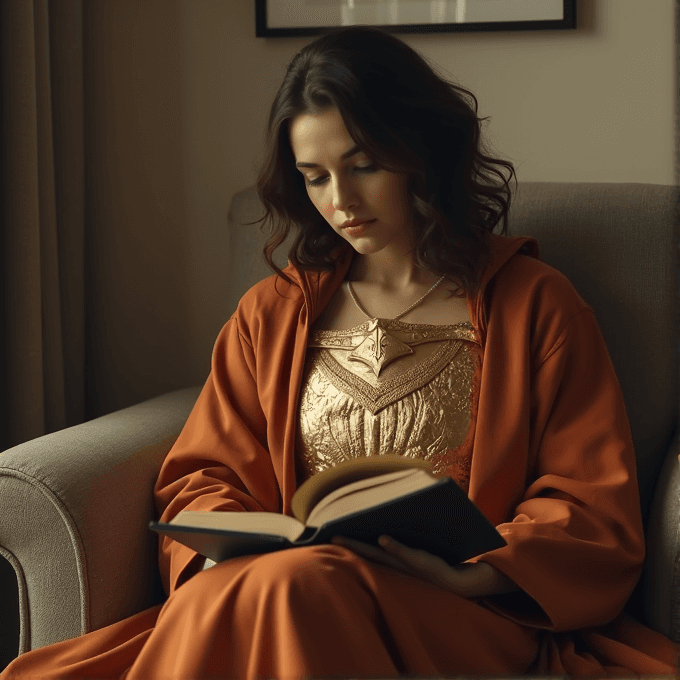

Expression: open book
xmin=149 ymin=455 xmax=506 ymax=565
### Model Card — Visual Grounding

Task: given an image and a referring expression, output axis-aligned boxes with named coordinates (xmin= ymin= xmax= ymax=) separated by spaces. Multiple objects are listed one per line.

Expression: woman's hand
xmin=330 ymin=535 xmax=519 ymax=598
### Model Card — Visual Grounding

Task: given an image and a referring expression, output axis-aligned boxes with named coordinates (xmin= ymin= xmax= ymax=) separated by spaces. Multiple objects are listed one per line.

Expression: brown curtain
xmin=1 ymin=0 xmax=85 ymax=451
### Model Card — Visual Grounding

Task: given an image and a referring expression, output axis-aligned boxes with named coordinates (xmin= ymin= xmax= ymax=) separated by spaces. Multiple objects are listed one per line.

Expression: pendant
xmin=348 ymin=318 xmax=414 ymax=377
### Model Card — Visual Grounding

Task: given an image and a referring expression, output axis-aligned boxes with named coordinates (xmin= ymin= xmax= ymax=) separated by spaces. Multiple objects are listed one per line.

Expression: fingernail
xmin=378 ymin=536 xmax=390 ymax=547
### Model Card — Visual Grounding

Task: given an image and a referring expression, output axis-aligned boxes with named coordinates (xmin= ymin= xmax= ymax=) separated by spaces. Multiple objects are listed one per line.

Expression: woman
xmin=3 ymin=24 xmax=678 ymax=680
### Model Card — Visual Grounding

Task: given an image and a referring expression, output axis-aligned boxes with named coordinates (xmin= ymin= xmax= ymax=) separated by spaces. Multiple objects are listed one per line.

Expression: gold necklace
xmin=345 ymin=275 xmax=446 ymax=377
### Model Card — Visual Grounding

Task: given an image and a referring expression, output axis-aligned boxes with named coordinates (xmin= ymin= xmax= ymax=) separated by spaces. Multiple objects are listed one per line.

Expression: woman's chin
xmin=347 ymin=238 xmax=382 ymax=255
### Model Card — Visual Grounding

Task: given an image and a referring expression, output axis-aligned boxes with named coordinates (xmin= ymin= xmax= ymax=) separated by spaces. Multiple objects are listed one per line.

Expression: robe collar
xmin=278 ymin=234 xmax=541 ymax=346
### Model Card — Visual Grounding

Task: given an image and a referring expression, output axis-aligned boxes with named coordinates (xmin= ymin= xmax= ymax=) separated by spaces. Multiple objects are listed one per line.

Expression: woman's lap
xmin=128 ymin=543 xmax=539 ymax=679
xmin=2 ymin=544 xmax=539 ymax=679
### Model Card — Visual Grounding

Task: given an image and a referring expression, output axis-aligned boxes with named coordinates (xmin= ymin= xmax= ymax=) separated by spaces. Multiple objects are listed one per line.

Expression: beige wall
xmin=83 ymin=0 xmax=677 ymax=417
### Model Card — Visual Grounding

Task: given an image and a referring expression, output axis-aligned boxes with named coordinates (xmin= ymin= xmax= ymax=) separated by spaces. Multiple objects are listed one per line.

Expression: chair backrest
xmin=226 ymin=181 xmax=679 ymax=521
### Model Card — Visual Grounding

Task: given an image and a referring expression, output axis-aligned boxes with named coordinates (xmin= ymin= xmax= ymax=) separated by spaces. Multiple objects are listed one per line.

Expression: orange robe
xmin=3 ymin=234 xmax=679 ymax=679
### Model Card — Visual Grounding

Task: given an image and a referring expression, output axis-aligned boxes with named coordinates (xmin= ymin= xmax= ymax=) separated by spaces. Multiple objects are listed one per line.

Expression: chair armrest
xmin=0 ymin=386 xmax=201 ymax=655
xmin=642 ymin=433 xmax=680 ymax=642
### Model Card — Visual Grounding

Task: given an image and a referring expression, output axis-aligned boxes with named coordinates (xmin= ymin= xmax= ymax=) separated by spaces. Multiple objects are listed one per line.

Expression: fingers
xmin=330 ymin=536 xmax=420 ymax=577
xmin=377 ymin=536 xmax=456 ymax=586
xmin=378 ymin=535 xmax=432 ymax=564
xmin=331 ymin=535 xmax=448 ymax=586
xmin=330 ymin=535 xmax=396 ymax=566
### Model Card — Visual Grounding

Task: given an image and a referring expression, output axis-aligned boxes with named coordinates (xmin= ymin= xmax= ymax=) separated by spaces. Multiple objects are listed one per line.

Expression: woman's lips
xmin=343 ymin=219 xmax=375 ymax=236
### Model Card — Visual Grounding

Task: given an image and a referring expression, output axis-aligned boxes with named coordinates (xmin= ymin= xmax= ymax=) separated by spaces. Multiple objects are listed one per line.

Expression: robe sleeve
xmin=471 ymin=306 xmax=646 ymax=632
xmin=153 ymin=313 xmax=283 ymax=596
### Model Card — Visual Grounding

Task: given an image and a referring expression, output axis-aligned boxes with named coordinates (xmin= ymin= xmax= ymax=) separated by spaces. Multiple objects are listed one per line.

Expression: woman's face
xmin=289 ymin=107 xmax=414 ymax=256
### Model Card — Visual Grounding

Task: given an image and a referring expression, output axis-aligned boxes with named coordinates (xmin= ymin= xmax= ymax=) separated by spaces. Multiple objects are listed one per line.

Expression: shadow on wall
xmin=84 ymin=0 xmax=194 ymax=420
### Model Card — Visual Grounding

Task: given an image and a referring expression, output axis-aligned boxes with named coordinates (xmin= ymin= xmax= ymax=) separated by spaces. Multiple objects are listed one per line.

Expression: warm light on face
xmin=289 ymin=107 xmax=414 ymax=256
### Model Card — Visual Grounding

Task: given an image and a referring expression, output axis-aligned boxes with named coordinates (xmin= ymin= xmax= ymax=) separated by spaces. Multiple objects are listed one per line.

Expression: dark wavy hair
xmin=248 ymin=25 xmax=516 ymax=299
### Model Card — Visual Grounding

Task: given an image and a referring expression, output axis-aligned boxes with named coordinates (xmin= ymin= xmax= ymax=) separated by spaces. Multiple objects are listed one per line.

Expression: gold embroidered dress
xmin=296 ymin=317 xmax=483 ymax=491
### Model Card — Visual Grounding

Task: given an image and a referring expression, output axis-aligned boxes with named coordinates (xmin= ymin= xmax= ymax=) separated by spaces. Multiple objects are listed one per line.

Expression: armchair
xmin=1 ymin=181 xmax=678 ymax=672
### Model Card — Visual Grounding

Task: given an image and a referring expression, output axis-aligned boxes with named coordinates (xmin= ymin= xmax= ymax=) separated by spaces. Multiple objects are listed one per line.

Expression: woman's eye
xmin=307 ymin=164 xmax=378 ymax=188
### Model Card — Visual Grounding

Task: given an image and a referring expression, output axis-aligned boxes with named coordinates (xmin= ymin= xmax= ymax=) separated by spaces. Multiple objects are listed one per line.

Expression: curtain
xmin=0 ymin=0 xmax=85 ymax=452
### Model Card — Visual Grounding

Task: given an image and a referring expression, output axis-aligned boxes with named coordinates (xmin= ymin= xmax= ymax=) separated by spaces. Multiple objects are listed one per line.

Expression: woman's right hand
xmin=331 ymin=535 xmax=519 ymax=597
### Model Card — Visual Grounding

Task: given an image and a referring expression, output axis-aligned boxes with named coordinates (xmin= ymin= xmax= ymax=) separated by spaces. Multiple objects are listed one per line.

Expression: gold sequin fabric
xmin=295 ymin=319 xmax=481 ymax=492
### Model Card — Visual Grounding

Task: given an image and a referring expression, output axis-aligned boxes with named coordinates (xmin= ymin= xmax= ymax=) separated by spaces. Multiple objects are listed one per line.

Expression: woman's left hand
xmin=330 ymin=534 xmax=519 ymax=598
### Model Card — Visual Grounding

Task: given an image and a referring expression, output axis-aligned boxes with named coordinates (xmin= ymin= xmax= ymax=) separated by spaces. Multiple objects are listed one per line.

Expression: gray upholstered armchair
xmin=1 ymin=182 xmax=678 ymax=672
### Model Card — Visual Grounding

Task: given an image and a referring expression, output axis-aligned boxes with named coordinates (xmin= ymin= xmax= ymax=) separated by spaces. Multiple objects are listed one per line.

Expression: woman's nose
xmin=331 ymin=178 xmax=359 ymax=212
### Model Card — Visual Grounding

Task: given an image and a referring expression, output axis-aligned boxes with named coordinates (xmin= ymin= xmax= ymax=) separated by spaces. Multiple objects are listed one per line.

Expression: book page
xmin=306 ymin=469 xmax=437 ymax=527
xmin=171 ymin=511 xmax=306 ymax=542
xmin=291 ymin=454 xmax=433 ymax=522
xmin=306 ymin=469 xmax=416 ymax=521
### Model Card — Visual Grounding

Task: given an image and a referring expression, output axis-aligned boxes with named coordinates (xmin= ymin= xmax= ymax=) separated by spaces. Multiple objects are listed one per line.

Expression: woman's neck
xmin=348 ymin=250 xmax=442 ymax=293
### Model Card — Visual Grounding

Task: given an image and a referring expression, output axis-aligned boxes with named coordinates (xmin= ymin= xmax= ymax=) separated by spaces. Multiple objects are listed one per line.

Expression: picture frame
xmin=255 ymin=0 xmax=576 ymax=38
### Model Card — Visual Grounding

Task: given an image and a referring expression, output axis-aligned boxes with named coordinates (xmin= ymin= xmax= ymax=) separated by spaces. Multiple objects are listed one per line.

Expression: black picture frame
xmin=256 ymin=0 xmax=576 ymax=38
